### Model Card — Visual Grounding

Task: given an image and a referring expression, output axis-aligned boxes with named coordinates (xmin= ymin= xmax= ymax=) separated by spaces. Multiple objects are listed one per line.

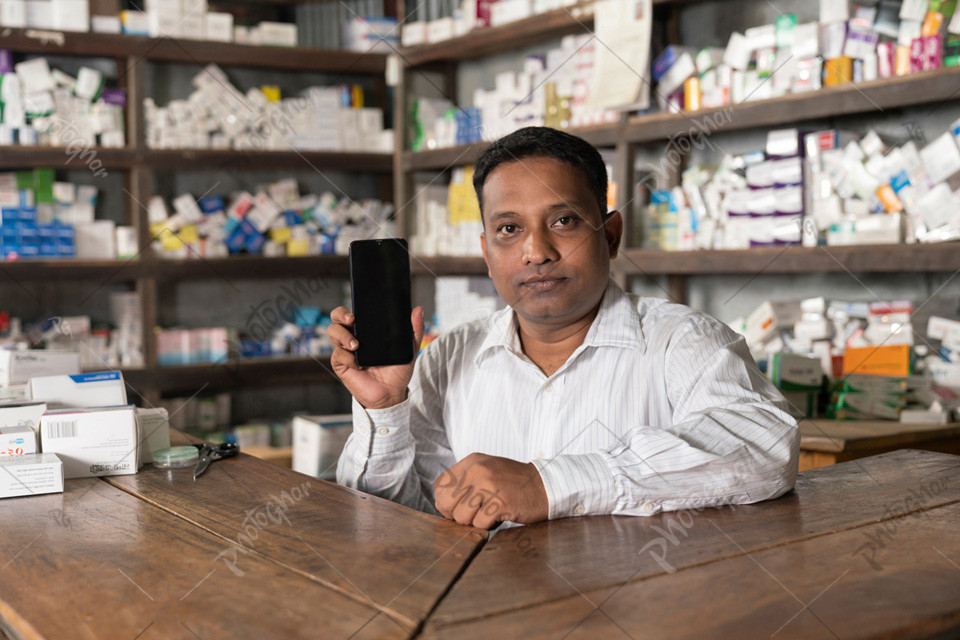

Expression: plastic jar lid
xmin=152 ymin=446 xmax=199 ymax=469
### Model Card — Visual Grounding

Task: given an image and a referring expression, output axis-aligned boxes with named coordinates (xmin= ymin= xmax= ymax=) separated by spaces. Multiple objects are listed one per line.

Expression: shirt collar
xmin=475 ymin=279 xmax=642 ymax=367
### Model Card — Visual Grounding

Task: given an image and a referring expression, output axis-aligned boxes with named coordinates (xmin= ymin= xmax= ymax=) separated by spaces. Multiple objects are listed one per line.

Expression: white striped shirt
xmin=337 ymin=280 xmax=800 ymax=519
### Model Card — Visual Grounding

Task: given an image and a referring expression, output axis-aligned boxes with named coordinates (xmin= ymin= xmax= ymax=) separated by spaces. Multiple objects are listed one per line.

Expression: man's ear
xmin=603 ymin=210 xmax=623 ymax=258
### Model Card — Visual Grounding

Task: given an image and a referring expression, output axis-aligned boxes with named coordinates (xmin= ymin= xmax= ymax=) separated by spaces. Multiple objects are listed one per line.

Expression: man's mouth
xmin=522 ymin=276 xmax=566 ymax=291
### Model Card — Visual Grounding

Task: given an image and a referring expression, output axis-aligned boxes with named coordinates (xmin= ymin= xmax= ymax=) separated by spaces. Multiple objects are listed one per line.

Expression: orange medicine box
xmin=842 ymin=345 xmax=912 ymax=377
xmin=824 ymin=57 xmax=854 ymax=86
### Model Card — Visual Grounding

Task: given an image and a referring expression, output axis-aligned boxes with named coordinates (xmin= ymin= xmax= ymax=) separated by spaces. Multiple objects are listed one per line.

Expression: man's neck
xmin=517 ymin=304 xmax=601 ymax=378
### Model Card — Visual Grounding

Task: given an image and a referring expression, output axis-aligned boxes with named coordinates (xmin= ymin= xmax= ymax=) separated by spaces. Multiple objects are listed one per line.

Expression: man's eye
xmin=556 ymin=216 xmax=577 ymax=226
xmin=498 ymin=224 xmax=517 ymax=234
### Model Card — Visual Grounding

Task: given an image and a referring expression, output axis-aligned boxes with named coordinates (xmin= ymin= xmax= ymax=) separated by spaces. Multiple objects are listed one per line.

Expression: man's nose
xmin=522 ymin=226 xmax=560 ymax=264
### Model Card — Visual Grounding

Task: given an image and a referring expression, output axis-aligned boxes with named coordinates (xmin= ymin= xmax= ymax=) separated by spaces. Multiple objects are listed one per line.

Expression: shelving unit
xmin=2 ymin=22 xmax=397 ymax=408
xmin=0 ymin=28 xmax=389 ymax=73
xmin=393 ymin=1 xmax=960 ymax=305
xmin=8 ymin=0 xmax=960 ymax=415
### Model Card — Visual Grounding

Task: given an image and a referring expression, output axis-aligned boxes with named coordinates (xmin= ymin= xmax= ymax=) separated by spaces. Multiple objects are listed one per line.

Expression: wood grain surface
xmin=799 ymin=419 xmax=960 ymax=453
xmin=0 ymin=478 xmax=410 ymax=640
xmin=104 ymin=446 xmax=486 ymax=629
xmin=422 ymin=500 xmax=960 ymax=639
xmin=420 ymin=504 xmax=960 ymax=640
xmin=423 ymin=450 xmax=960 ymax=632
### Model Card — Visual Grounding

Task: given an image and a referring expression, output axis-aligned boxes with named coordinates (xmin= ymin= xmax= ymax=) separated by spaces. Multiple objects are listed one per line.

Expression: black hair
xmin=472 ymin=126 xmax=608 ymax=220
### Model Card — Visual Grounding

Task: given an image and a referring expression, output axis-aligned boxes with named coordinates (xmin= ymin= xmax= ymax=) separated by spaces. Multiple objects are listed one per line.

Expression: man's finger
xmin=451 ymin=488 xmax=483 ymax=526
xmin=330 ymin=306 xmax=354 ymax=325
xmin=327 ymin=324 xmax=358 ymax=350
xmin=330 ymin=346 xmax=359 ymax=373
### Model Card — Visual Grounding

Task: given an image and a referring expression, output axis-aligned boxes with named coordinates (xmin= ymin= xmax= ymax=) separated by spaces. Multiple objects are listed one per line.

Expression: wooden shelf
xmin=144 ymin=149 xmax=394 ymax=172
xmin=155 ymin=254 xmax=488 ymax=280
xmin=398 ymin=0 xmax=745 ymax=67
xmin=625 ymin=66 xmax=960 ymax=143
xmin=0 ymin=147 xmax=393 ymax=171
xmin=0 ymin=146 xmax=136 ymax=169
xmin=0 ymin=259 xmax=142 ymax=282
xmin=403 ymin=121 xmax=621 ymax=170
xmin=0 ymin=28 xmax=387 ymax=73
xmin=123 ymin=357 xmax=337 ymax=393
xmin=155 ymin=255 xmax=350 ymax=281
xmin=399 ymin=3 xmax=596 ymax=66
xmin=404 ymin=66 xmax=960 ymax=168
xmin=147 ymin=243 xmax=960 ymax=283
xmin=615 ymin=243 xmax=960 ymax=276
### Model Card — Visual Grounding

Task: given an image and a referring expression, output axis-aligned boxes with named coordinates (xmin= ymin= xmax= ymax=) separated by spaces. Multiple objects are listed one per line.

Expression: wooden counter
xmin=423 ymin=449 xmax=960 ymax=639
xmin=2 ymin=443 xmax=959 ymax=639
xmin=799 ymin=418 xmax=960 ymax=471
xmin=0 ymin=431 xmax=486 ymax=640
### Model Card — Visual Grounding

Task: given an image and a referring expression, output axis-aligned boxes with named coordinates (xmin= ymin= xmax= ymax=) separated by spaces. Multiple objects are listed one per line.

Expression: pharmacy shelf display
xmin=0 ymin=28 xmax=389 ymax=73
xmin=2 ymin=24 xmax=396 ymax=404
xmin=615 ymin=243 xmax=960 ymax=276
xmin=395 ymin=2 xmax=960 ymax=297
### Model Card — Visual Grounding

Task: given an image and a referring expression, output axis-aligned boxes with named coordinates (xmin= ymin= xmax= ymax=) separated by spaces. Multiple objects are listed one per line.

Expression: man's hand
xmin=433 ymin=453 xmax=549 ymax=529
xmin=327 ymin=305 xmax=425 ymax=410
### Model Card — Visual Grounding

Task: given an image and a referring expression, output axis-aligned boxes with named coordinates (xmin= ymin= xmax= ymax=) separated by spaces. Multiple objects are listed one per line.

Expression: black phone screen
xmin=348 ymin=238 xmax=415 ymax=367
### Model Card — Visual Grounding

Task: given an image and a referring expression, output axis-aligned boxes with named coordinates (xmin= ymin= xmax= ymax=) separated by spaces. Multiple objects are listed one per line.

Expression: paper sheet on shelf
xmin=587 ymin=0 xmax=652 ymax=111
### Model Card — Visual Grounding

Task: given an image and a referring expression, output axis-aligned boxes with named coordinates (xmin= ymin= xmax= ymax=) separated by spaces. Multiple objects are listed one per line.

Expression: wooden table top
xmin=422 ymin=449 xmax=960 ymax=639
xmin=2 ymin=440 xmax=958 ymax=639
xmin=0 ymin=430 xmax=487 ymax=640
xmin=799 ymin=418 xmax=960 ymax=453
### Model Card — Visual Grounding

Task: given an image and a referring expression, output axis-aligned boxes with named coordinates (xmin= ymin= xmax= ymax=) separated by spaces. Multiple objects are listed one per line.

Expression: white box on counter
xmin=292 ymin=414 xmax=351 ymax=480
xmin=28 ymin=371 xmax=127 ymax=408
xmin=40 ymin=405 xmax=138 ymax=478
xmin=0 ymin=401 xmax=47 ymax=436
xmin=0 ymin=425 xmax=38 ymax=457
xmin=136 ymin=407 xmax=170 ymax=466
xmin=0 ymin=351 xmax=80 ymax=386
xmin=0 ymin=453 xmax=63 ymax=498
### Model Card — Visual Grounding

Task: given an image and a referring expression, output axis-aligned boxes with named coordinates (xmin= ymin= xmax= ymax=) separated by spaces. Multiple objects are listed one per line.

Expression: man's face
xmin=479 ymin=156 xmax=622 ymax=330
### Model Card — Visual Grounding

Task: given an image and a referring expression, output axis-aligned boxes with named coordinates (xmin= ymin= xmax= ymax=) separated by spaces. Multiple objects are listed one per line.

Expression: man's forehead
xmin=484 ymin=158 xmax=588 ymax=194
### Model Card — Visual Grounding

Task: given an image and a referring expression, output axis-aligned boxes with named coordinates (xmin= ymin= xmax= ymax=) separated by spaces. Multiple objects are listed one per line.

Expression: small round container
xmin=152 ymin=446 xmax=199 ymax=469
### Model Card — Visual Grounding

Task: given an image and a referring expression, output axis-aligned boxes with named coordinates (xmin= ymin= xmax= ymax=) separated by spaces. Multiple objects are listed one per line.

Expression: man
xmin=329 ymin=126 xmax=799 ymax=530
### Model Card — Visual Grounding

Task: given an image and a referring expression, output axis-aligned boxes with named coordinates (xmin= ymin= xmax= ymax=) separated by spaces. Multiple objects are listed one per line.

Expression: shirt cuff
xmin=351 ymin=396 xmax=412 ymax=454
xmin=532 ymin=453 xmax=616 ymax=519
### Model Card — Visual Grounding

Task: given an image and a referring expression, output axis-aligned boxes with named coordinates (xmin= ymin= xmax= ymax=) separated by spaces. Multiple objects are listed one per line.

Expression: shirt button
xmin=358 ymin=424 xmax=368 ymax=434
xmin=543 ymin=383 xmax=553 ymax=393
xmin=377 ymin=427 xmax=389 ymax=435
xmin=535 ymin=451 xmax=546 ymax=460
xmin=354 ymin=464 xmax=362 ymax=474
xmin=641 ymin=502 xmax=655 ymax=513
xmin=573 ymin=505 xmax=586 ymax=515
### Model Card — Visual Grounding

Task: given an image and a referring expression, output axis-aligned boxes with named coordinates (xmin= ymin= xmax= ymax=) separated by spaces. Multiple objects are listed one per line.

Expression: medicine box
xmin=745 ymin=301 xmax=802 ymax=346
xmin=768 ymin=353 xmax=824 ymax=390
xmin=0 ymin=350 xmax=80 ymax=386
xmin=842 ymin=345 xmax=912 ymax=377
xmin=0 ymin=425 xmax=38 ymax=457
xmin=0 ymin=401 xmax=47 ymax=436
xmin=136 ymin=407 xmax=170 ymax=466
xmin=0 ymin=453 xmax=63 ymax=498
xmin=28 ymin=370 xmax=127 ymax=408
xmin=292 ymin=414 xmax=351 ymax=480
xmin=39 ymin=405 xmax=138 ymax=478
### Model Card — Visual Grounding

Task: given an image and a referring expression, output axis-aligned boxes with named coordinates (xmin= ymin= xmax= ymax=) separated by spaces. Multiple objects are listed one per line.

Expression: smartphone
xmin=348 ymin=238 xmax=415 ymax=367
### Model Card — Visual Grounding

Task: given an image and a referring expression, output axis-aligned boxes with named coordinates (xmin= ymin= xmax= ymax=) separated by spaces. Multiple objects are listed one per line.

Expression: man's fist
xmin=433 ymin=453 xmax=549 ymax=529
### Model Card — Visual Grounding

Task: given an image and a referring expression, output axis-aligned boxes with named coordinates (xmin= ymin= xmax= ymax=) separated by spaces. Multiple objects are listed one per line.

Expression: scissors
xmin=192 ymin=442 xmax=240 ymax=479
